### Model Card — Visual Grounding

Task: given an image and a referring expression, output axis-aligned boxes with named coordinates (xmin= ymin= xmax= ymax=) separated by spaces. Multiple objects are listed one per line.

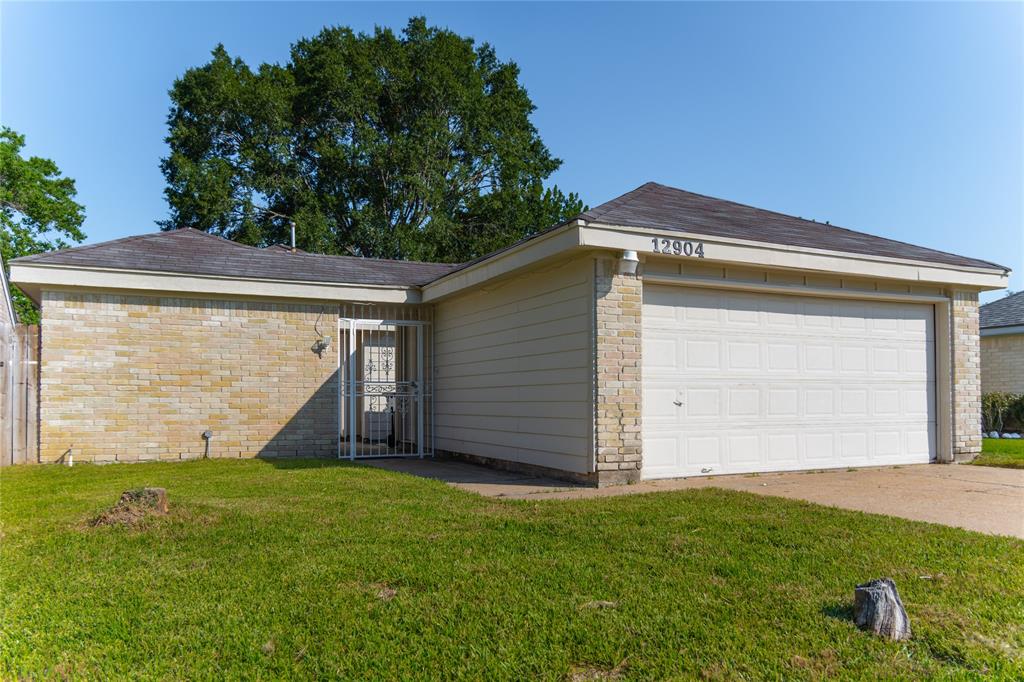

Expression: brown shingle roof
xmin=13 ymin=183 xmax=1008 ymax=290
xmin=12 ymin=228 xmax=459 ymax=287
xmin=580 ymin=182 xmax=1007 ymax=271
xmin=980 ymin=290 xmax=1024 ymax=329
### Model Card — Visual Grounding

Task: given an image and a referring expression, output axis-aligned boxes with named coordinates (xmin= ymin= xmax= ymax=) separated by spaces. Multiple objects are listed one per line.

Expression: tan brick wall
xmin=981 ymin=333 xmax=1024 ymax=395
xmin=594 ymin=259 xmax=642 ymax=486
xmin=39 ymin=291 xmax=339 ymax=463
xmin=951 ymin=291 xmax=982 ymax=458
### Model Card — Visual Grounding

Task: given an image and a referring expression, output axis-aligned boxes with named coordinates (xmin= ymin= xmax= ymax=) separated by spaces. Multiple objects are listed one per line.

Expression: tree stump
xmin=118 ymin=487 xmax=169 ymax=514
xmin=90 ymin=487 xmax=169 ymax=527
xmin=854 ymin=578 xmax=911 ymax=640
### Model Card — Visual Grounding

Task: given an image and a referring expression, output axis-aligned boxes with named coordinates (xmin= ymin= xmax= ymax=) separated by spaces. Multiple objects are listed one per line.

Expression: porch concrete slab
xmin=366 ymin=459 xmax=1024 ymax=538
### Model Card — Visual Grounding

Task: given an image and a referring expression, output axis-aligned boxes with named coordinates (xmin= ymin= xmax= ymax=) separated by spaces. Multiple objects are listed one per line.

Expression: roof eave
xmin=981 ymin=324 xmax=1024 ymax=336
xmin=9 ymin=261 xmax=425 ymax=305
xmin=579 ymin=221 xmax=1010 ymax=288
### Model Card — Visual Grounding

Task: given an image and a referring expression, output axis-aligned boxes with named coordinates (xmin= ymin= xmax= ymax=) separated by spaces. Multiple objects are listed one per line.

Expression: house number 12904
xmin=651 ymin=238 xmax=705 ymax=258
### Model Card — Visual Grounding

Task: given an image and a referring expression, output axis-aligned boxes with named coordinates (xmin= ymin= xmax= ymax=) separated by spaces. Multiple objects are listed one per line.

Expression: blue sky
xmin=2 ymin=2 xmax=1021 ymax=300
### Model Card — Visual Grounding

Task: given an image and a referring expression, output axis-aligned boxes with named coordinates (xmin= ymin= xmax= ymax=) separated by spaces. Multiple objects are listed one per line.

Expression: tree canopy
xmin=161 ymin=17 xmax=585 ymax=263
xmin=0 ymin=127 xmax=86 ymax=323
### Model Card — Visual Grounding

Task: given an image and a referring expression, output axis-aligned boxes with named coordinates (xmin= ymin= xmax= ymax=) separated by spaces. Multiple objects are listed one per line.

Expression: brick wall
xmin=951 ymin=290 xmax=982 ymax=459
xmin=39 ymin=291 xmax=339 ymax=463
xmin=981 ymin=333 xmax=1024 ymax=395
xmin=593 ymin=259 xmax=642 ymax=486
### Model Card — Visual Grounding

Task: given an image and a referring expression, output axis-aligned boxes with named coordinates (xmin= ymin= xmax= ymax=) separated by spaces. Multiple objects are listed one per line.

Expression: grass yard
xmin=971 ymin=438 xmax=1024 ymax=469
xmin=1 ymin=459 xmax=1022 ymax=679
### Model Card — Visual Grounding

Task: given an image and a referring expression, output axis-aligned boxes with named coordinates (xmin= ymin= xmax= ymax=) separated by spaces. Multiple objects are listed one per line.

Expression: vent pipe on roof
xmin=290 ymin=221 xmax=296 ymax=253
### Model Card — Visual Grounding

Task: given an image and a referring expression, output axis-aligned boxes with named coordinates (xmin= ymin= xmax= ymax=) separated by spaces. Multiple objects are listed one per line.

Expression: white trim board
xmin=579 ymin=225 xmax=1008 ymax=289
xmin=9 ymin=263 xmax=420 ymax=304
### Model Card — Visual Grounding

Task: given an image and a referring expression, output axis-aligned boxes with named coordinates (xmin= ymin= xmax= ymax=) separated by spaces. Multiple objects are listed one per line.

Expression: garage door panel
xmin=804 ymin=432 xmax=837 ymax=461
xmin=907 ymin=429 xmax=934 ymax=457
xmin=643 ymin=387 xmax=678 ymax=420
xmin=767 ymin=388 xmax=798 ymax=417
xmin=685 ymin=339 xmax=721 ymax=370
xmin=767 ymin=433 xmax=800 ymax=464
xmin=683 ymin=290 xmax=723 ymax=322
xmin=727 ymin=434 xmax=762 ymax=466
xmin=727 ymin=387 xmax=760 ymax=418
xmin=767 ymin=343 xmax=799 ymax=371
xmin=643 ymin=337 xmax=678 ymax=371
xmin=805 ymin=388 xmax=836 ymax=415
xmin=873 ymin=389 xmax=901 ymax=416
xmin=644 ymin=436 xmax=681 ymax=474
xmin=839 ymin=346 xmax=869 ymax=373
xmin=805 ymin=344 xmax=835 ymax=371
xmin=642 ymin=285 xmax=936 ymax=478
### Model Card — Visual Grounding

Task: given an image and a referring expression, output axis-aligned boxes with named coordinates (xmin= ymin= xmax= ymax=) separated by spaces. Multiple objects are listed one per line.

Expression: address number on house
xmin=651 ymin=238 xmax=705 ymax=258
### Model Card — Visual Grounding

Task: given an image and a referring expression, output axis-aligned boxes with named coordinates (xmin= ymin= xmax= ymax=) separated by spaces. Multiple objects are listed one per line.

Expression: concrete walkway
xmin=365 ymin=459 xmax=1024 ymax=538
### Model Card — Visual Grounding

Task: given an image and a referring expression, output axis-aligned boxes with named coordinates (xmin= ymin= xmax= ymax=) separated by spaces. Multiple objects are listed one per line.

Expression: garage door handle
xmin=673 ymin=400 xmax=684 ymax=406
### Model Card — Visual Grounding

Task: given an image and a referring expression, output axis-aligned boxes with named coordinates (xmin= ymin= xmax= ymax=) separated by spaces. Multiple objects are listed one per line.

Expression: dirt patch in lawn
xmin=88 ymin=488 xmax=168 ymax=528
xmin=567 ymin=660 xmax=628 ymax=681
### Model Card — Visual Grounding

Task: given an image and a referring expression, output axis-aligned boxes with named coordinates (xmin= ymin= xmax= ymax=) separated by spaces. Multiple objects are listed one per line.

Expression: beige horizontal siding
xmin=981 ymin=333 xmax=1024 ymax=394
xmin=434 ymin=257 xmax=594 ymax=473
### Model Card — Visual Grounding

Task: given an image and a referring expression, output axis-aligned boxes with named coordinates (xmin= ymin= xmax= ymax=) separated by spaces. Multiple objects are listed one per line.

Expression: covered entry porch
xmin=337 ymin=304 xmax=434 ymax=460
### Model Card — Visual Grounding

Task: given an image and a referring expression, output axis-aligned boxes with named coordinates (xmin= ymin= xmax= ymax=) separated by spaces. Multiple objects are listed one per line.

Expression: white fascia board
xmin=9 ymin=263 xmax=421 ymax=304
xmin=421 ymin=223 xmax=583 ymax=302
xmin=981 ymin=325 xmax=1024 ymax=337
xmin=579 ymin=224 xmax=1010 ymax=290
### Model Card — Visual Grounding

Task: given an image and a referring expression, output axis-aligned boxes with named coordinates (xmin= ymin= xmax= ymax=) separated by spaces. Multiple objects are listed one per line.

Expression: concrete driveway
xmin=367 ymin=459 xmax=1024 ymax=538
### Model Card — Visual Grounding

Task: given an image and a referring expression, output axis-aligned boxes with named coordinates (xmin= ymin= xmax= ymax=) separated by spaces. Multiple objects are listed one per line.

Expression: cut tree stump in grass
xmin=854 ymin=578 xmax=911 ymax=641
xmin=90 ymin=487 xmax=169 ymax=527
xmin=119 ymin=488 xmax=169 ymax=514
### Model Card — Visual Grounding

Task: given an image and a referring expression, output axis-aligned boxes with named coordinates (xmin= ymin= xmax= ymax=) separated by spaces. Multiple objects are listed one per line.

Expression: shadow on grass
xmin=822 ymin=602 xmax=855 ymax=624
xmin=255 ymin=456 xmax=357 ymax=471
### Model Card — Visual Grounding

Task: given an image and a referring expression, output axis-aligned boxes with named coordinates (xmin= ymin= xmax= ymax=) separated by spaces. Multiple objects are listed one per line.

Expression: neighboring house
xmin=980 ymin=290 xmax=1024 ymax=394
xmin=0 ymin=256 xmax=16 ymax=342
xmin=9 ymin=182 xmax=1011 ymax=484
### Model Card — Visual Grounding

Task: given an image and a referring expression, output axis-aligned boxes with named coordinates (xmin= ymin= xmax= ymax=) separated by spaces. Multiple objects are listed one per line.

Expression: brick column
xmin=594 ymin=258 xmax=642 ymax=486
xmin=951 ymin=290 xmax=982 ymax=460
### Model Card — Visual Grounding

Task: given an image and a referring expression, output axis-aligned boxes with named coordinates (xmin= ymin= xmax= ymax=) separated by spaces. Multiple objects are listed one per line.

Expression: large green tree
xmin=161 ymin=17 xmax=584 ymax=262
xmin=0 ymin=127 xmax=86 ymax=323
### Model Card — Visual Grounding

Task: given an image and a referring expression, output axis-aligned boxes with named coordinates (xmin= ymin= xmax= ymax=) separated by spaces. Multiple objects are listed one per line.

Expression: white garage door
xmin=642 ymin=285 xmax=936 ymax=479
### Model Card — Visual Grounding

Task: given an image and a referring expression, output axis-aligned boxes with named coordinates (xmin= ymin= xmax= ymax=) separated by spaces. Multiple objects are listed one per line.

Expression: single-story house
xmin=9 ymin=182 xmax=1011 ymax=485
xmin=980 ymin=290 xmax=1024 ymax=394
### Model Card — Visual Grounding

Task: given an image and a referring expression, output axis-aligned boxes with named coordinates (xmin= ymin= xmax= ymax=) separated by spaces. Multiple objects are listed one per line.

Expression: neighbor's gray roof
xmin=579 ymin=182 xmax=1007 ymax=271
xmin=12 ymin=228 xmax=459 ymax=287
xmin=980 ymin=291 xmax=1024 ymax=329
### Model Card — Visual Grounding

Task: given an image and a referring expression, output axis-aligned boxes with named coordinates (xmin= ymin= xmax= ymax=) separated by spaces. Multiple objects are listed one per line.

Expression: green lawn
xmin=1 ymin=460 xmax=1022 ymax=679
xmin=972 ymin=438 xmax=1024 ymax=469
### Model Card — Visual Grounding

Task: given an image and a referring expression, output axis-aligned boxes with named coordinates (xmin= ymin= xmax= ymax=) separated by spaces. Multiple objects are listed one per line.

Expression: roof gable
xmin=980 ymin=290 xmax=1024 ymax=328
xmin=12 ymin=228 xmax=459 ymax=288
xmin=580 ymin=182 xmax=1006 ymax=271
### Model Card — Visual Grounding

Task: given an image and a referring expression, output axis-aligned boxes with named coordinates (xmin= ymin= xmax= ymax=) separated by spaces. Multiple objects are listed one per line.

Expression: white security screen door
xmin=642 ymin=286 xmax=936 ymax=479
xmin=339 ymin=319 xmax=431 ymax=459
